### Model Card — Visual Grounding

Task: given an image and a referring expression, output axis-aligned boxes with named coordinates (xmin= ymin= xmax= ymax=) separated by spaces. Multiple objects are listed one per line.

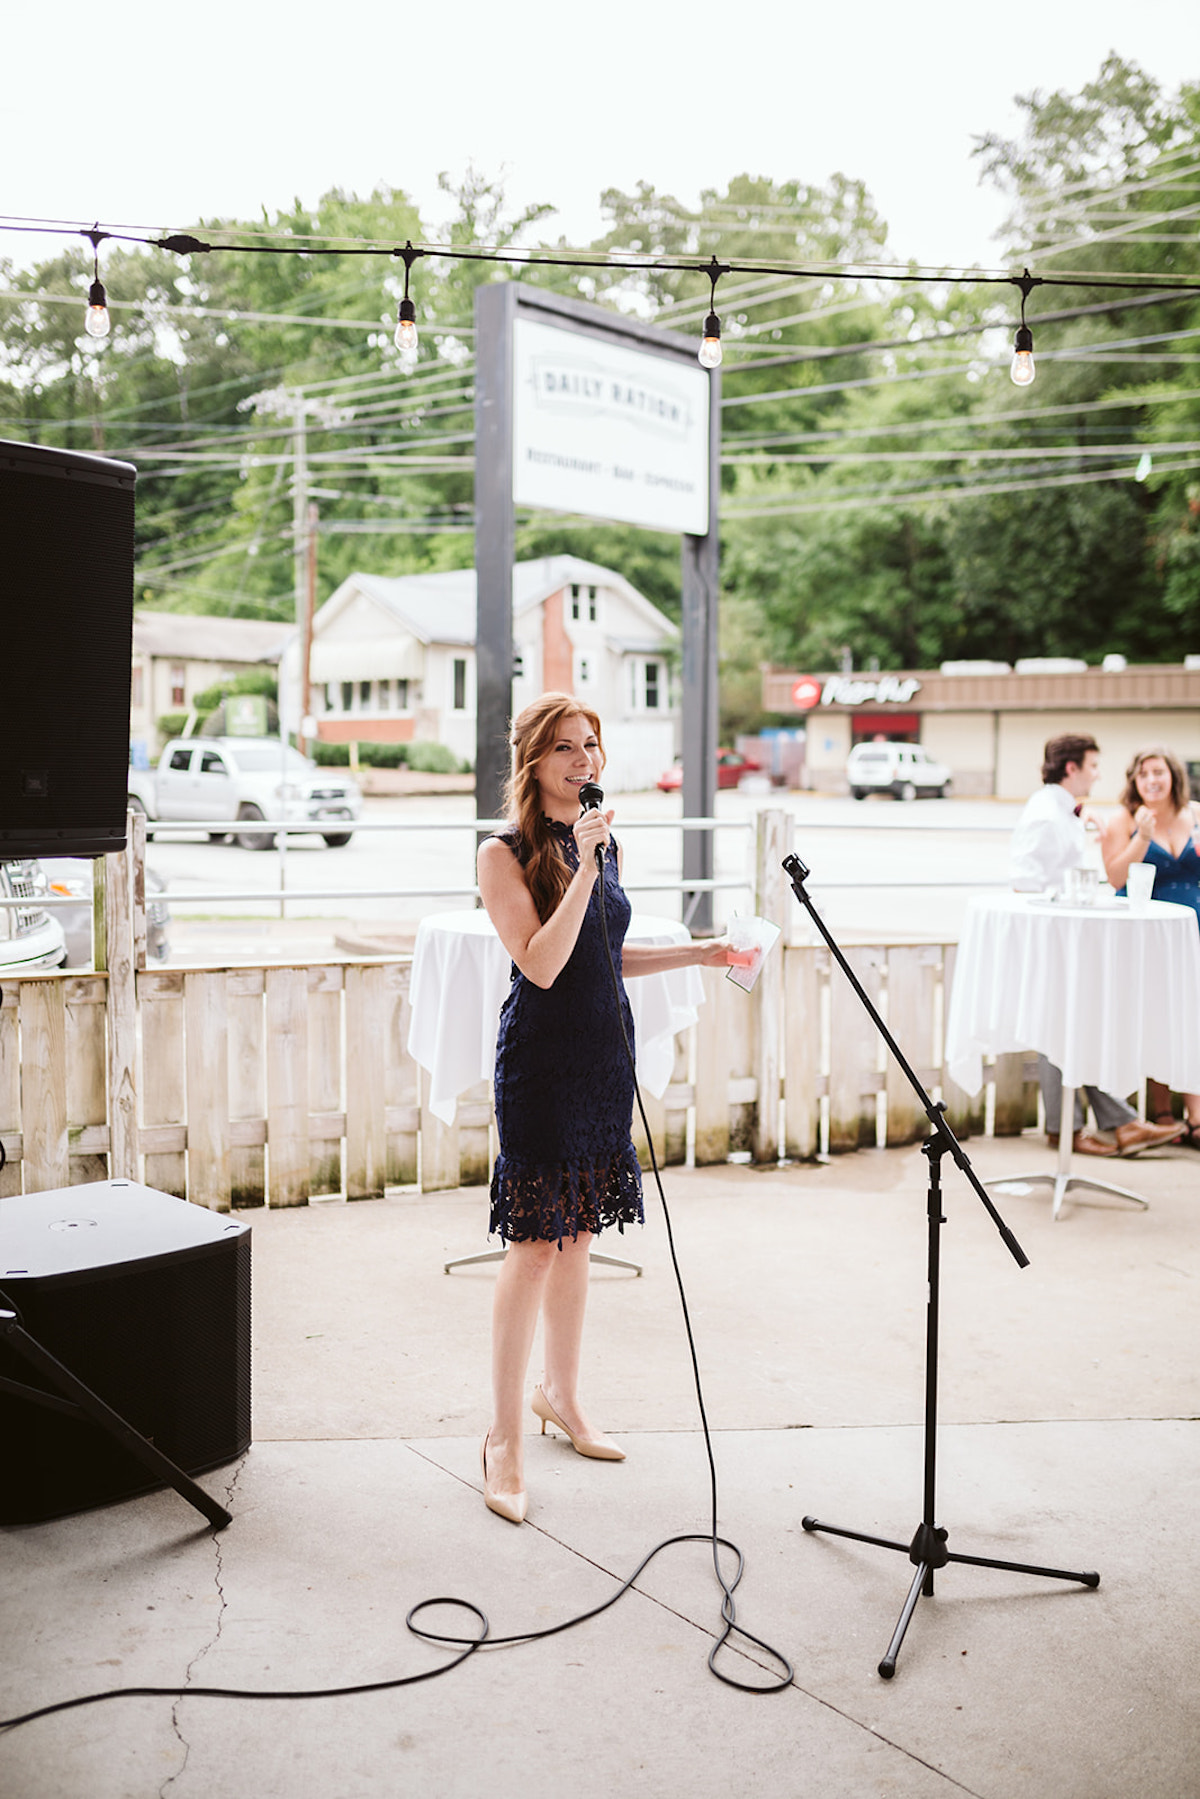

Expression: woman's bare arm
xmin=621 ymin=939 xmax=738 ymax=977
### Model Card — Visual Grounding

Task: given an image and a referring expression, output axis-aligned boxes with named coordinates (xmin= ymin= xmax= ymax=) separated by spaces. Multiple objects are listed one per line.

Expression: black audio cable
xmin=0 ymin=818 xmax=792 ymax=1736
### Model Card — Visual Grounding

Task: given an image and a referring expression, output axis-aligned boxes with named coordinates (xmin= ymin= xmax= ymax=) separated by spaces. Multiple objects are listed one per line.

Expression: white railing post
xmin=752 ymin=808 xmax=792 ymax=1163
xmin=104 ymin=823 xmax=139 ymax=1181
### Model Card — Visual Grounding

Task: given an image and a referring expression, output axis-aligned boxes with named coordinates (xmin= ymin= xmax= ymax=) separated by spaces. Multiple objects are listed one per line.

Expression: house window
xmin=396 ymin=679 xmax=410 ymax=709
xmin=170 ymin=663 xmax=186 ymax=708
xmin=378 ymin=680 xmax=391 ymax=711
xmin=588 ymin=586 xmax=598 ymax=623
xmin=453 ymin=658 xmax=467 ymax=710
xmin=570 ymin=583 xmax=581 ymax=622
xmin=631 ymin=659 xmax=663 ymax=711
xmin=359 ymin=680 xmax=372 ymax=707
xmin=512 ymin=651 xmax=525 ymax=680
xmin=324 ymin=684 xmax=335 ymax=712
xmin=341 ymin=682 xmax=354 ymax=712
xmin=578 ymin=657 xmax=591 ymax=684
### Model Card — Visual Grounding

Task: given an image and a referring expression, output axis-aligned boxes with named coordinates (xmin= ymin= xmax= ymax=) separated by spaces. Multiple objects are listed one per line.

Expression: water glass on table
xmin=1062 ymin=866 xmax=1098 ymax=906
xmin=1126 ymin=862 xmax=1155 ymax=912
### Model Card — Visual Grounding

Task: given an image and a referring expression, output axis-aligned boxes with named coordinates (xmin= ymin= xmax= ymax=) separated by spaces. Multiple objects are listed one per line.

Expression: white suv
xmin=846 ymin=741 xmax=952 ymax=802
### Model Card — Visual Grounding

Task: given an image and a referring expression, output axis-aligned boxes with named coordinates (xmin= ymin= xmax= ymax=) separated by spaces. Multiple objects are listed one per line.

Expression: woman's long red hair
xmin=502 ymin=692 xmax=606 ymax=923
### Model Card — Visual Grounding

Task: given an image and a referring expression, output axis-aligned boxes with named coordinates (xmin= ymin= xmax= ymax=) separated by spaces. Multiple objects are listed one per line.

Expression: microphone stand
xmin=782 ymin=854 xmax=1099 ymax=1679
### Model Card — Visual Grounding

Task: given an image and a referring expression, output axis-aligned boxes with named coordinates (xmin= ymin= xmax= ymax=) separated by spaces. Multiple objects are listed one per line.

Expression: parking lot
xmin=108 ymin=788 xmax=1024 ymax=965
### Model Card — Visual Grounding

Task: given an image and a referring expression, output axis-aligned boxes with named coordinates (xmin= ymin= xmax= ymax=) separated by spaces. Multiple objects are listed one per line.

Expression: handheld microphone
xmin=577 ymin=781 xmax=606 ymax=867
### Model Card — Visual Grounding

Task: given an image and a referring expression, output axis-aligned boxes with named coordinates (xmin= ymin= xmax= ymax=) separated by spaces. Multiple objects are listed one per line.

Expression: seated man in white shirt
xmin=1010 ymin=733 xmax=1183 ymax=1157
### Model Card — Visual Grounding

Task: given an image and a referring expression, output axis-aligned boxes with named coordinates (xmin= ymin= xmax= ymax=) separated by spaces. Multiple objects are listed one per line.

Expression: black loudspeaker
xmin=0 ymin=438 xmax=136 ymax=857
xmin=0 ymin=1181 xmax=251 ymax=1524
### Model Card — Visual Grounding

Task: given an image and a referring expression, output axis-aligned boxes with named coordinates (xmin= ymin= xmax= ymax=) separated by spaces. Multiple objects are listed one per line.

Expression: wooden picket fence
xmin=0 ymin=813 xmax=1038 ymax=1211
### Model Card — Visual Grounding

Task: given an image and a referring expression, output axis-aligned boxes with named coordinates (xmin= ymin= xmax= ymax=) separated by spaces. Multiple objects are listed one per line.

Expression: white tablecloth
xmin=408 ymin=910 xmax=705 ymax=1124
xmin=944 ymin=892 xmax=1200 ymax=1098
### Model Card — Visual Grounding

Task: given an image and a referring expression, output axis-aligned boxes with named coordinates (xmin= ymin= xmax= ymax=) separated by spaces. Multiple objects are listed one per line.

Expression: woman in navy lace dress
xmin=475 ymin=693 xmax=736 ymax=1523
xmin=1101 ymin=744 xmax=1200 ymax=1145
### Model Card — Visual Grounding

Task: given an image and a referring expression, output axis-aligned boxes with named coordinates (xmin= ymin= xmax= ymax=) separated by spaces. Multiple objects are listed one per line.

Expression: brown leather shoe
xmin=1114 ymin=1119 xmax=1186 ymax=1156
xmin=1046 ymin=1131 xmax=1119 ymax=1157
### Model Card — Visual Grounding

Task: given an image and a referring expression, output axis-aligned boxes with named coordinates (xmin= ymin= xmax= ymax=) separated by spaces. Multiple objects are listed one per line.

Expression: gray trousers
xmin=1037 ymin=1054 xmax=1136 ymax=1135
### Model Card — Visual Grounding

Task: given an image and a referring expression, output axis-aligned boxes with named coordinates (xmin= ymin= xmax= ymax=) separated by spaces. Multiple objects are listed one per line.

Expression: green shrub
xmin=307 ymin=740 xmax=463 ymax=774
xmin=309 ymin=740 xmax=409 ymax=769
xmin=157 ymin=712 xmax=190 ymax=740
xmin=359 ymin=742 xmax=409 ymax=769
xmin=192 ymin=670 xmax=278 ymax=714
xmin=406 ymin=742 xmax=460 ymax=774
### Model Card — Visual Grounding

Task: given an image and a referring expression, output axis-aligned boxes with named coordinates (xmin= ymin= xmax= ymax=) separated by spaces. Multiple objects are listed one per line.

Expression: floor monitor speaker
xmin=0 ymin=1180 xmax=251 ymax=1524
xmin=0 ymin=439 xmax=136 ymax=858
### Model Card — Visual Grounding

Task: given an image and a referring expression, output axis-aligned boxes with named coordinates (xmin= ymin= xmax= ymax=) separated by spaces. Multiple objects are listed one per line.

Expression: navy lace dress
xmin=489 ymin=821 xmax=644 ymax=1246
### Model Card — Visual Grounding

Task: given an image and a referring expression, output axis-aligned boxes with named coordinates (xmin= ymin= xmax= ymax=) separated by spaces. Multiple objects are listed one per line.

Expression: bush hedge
xmin=308 ymin=740 xmax=468 ymax=774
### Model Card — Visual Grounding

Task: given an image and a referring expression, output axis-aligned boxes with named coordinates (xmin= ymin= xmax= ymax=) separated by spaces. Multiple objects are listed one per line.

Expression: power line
xmin=722 ymin=439 xmax=1200 ymax=467
xmin=729 ymin=388 xmax=1200 ymax=450
xmin=722 ymin=455 xmax=1200 ymax=519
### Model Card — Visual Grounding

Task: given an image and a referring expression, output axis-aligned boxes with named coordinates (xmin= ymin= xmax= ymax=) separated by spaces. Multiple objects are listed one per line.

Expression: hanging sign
xmin=512 ymin=318 xmax=711 ymax=535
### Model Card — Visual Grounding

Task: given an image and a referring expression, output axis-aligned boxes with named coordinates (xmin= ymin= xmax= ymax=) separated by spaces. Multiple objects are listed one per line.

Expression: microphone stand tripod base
xmin=781 ymin=853 xmax=1101 ymax=1679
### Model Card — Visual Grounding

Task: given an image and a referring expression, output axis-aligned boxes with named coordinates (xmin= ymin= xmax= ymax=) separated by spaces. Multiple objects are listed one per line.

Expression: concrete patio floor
xmin=3 ymin=1132 xmax=1199 ymax=1798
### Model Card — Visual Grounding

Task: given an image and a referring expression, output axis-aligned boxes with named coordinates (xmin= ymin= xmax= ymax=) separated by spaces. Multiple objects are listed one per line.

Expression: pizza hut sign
xmin=791 ymin=674 xmax=922 ymax=709
xmin=790 ymin=677 xmax=822 ymax=710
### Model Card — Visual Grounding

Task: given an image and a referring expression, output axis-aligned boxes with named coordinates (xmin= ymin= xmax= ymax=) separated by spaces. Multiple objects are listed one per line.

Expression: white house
xmin=287 ymin=555 xmax=680 ymax=791
xmin=131 ymin=611 xmax=292 ymax=757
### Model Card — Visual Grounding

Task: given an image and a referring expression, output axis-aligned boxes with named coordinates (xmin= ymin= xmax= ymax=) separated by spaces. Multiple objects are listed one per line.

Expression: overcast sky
xmin=2 ymin=0 xmax=1196 ymax=276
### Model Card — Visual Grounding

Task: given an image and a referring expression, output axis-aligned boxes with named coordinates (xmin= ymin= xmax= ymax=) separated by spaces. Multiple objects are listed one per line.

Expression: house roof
xmin=134 ymin=610 xmax=293 ymax=664
xmin=318 ymin=555 xmax=679 ymax=646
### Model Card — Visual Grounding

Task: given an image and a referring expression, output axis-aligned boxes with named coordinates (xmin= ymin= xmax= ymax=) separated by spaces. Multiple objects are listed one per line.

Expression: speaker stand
xmin=0 ymin=1300 xmax=232 ymax=1531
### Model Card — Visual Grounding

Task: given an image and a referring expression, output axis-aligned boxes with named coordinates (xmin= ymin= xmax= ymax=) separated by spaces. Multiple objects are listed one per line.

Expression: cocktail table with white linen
xmin=408 ymin=910 xmax=705 ymax=1127
xmin=944 ymin=892 xmax=1200 ymax=1216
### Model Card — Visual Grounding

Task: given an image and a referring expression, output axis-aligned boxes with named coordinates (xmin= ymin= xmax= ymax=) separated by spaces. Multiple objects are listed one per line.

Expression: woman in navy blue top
xmin=474 ymin=693 xmax=735 ymax=1523
xmin=1101 ymin=745 xmax=1200 ymax=1143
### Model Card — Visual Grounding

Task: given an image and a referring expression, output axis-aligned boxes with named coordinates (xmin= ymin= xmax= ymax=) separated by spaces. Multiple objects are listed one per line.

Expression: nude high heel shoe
xmin=481 ymin=1432 xmax=527 ymax=1524
xmin=531 ymin=1385 xmax=626 ymax=1461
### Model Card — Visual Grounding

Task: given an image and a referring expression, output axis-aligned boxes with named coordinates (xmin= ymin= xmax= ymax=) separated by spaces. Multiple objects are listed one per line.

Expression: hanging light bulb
xmin=699 ymin=310 xmax=723 ymax=368
xmin=697 ymin=255 xmax=731 ymax=369
xmin=391 ymin=239 xmax=422 ymax=359
xmin=1010 ymin=322 xmax=1035 ymax=386
xmin=82 ymin=227 xmax=111 ymax=341
xmin=394 ymin=296 xmax=418 ymax=353
xmin=84 ymin=276 xmax=111 ymax=339
xmin=1009 ymin=268 xmax=1040 ymax=388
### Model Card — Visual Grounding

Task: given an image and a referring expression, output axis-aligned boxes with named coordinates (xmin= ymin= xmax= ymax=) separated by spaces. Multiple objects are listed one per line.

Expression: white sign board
xmin=512 ymin=317 xmax=710 ymax=535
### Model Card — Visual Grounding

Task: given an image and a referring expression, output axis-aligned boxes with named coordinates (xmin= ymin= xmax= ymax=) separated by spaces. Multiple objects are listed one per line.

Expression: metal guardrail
xmin=130 ymin=813 xmax=757 ymax=910
xmin=3 ymin=809 xmax=1019 ymax=916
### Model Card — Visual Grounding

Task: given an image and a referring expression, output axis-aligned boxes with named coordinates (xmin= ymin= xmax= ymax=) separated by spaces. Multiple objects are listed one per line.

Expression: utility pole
xmin=301 ymin=500 xmax=318 ymax=756
xmin=242 ymin=386 xmax=351 ymax=741
xmin=291 ymin=398 xmax=308 ymax=637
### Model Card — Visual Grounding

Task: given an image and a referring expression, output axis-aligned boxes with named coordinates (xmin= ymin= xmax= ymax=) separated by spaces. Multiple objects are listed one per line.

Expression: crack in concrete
xmin=159 ymin=1457 xmax=247 ymax=1799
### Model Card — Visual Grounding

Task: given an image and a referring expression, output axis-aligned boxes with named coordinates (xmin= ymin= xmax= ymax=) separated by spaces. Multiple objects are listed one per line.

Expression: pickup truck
xmin=128 ymin=737 xmax=363 ymax=848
